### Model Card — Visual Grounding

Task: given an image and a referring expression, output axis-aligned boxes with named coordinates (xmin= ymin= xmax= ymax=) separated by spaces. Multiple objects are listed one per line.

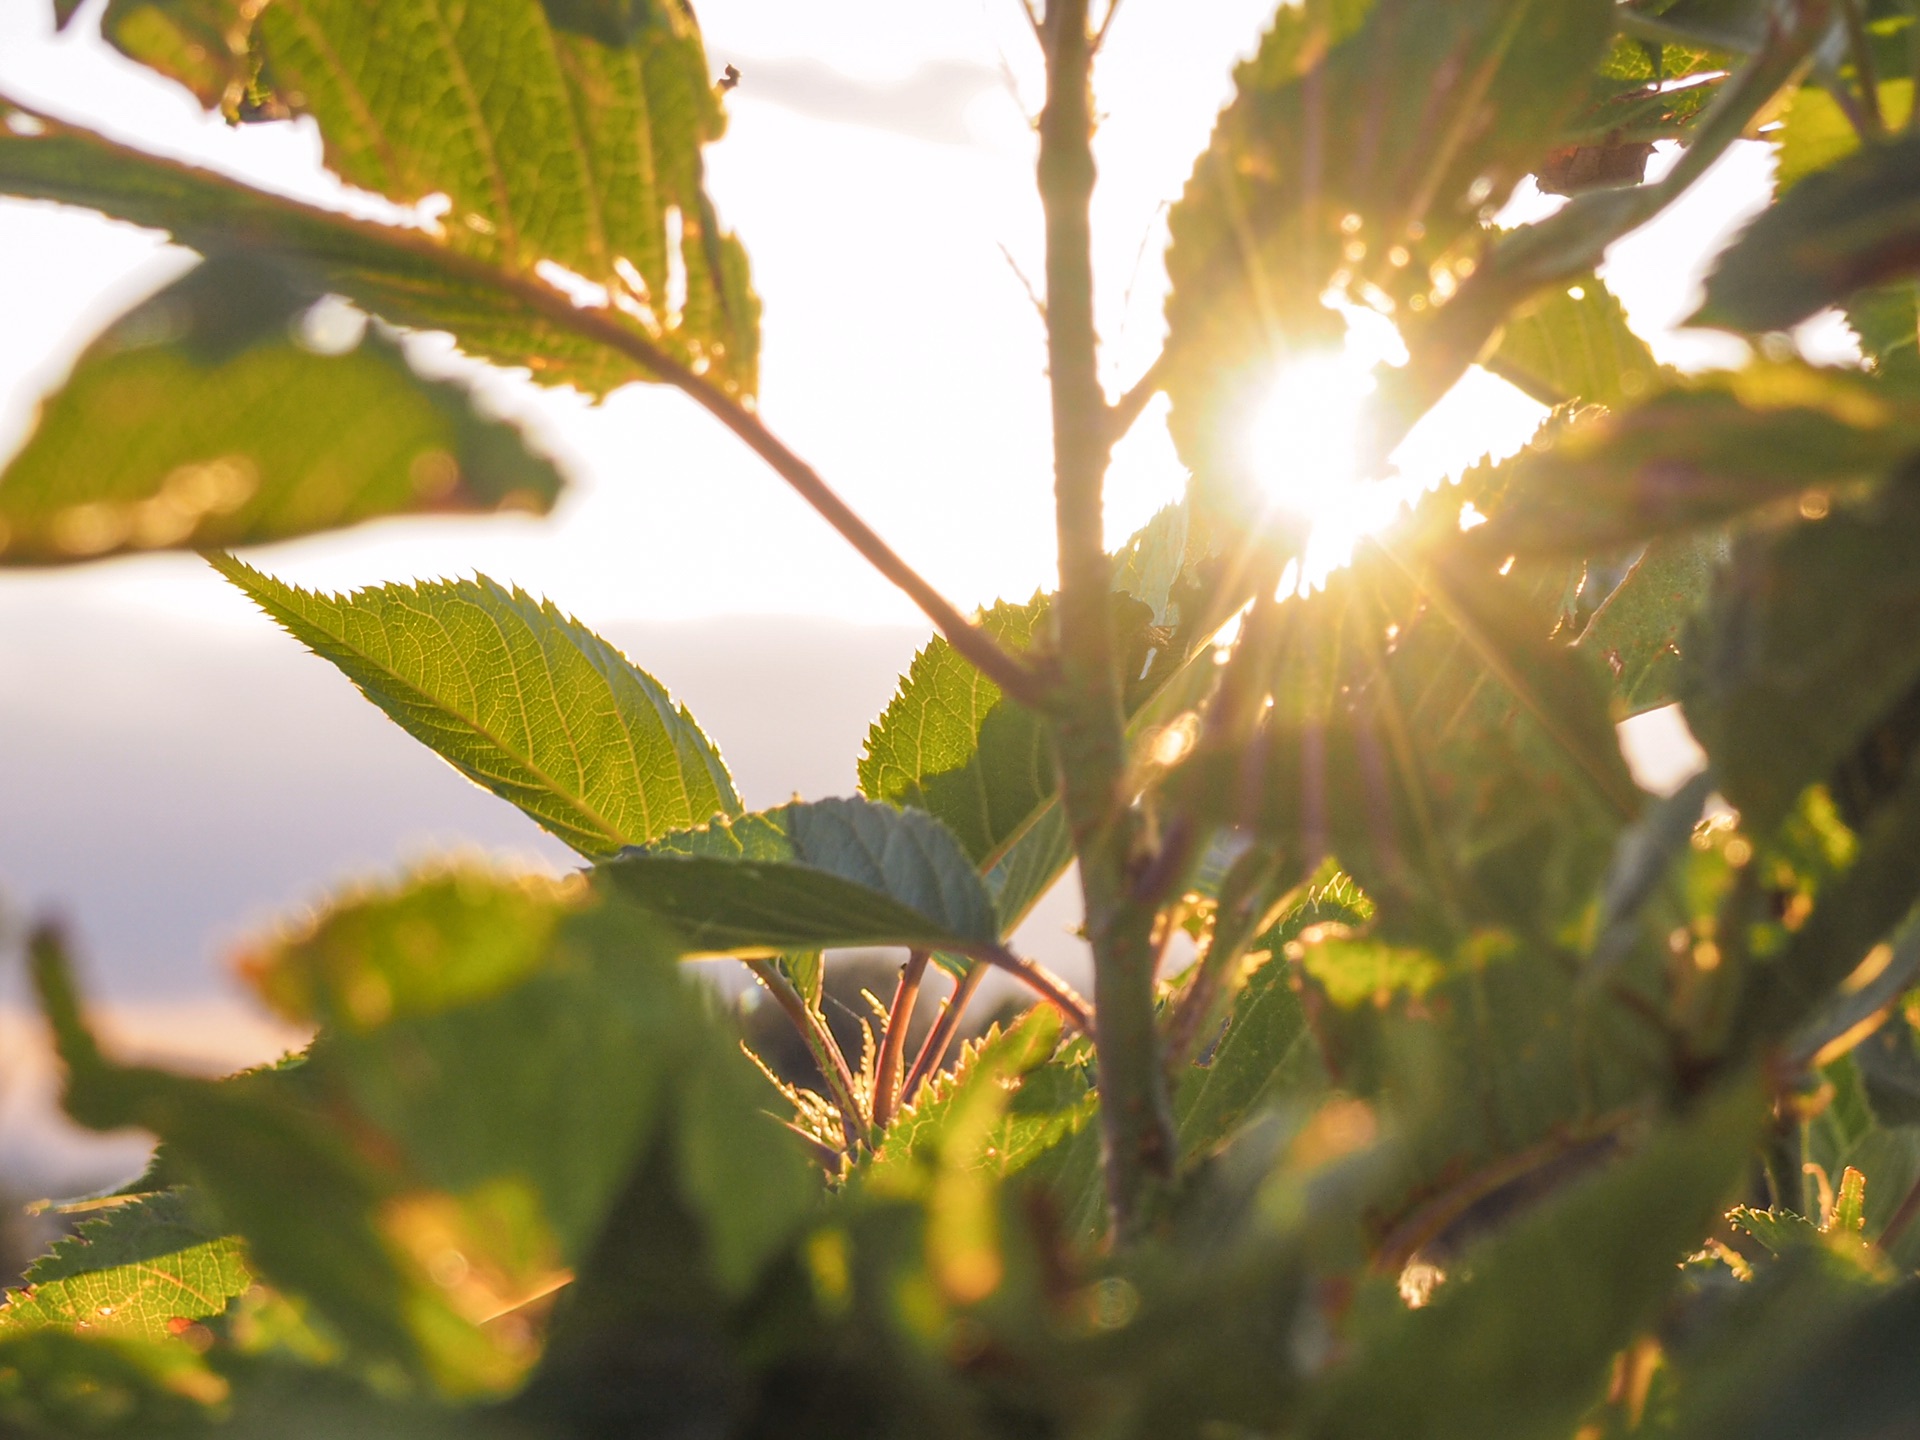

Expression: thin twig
xmin=953 ymin=941 xmax=1093 ymax=1032
xmin=903 ymin=964 xmax=987 ymax=1103
xmin=1840 ymin=0 xmax=1887 ymax=135
xmin=998 ymin=240 xmax=1049 ymax=324
xmin=872 ymin=950 xmax=930 ymax=1132
xmin=1019 ymin=0 xmax=1045 ymax=44
xmin=746 ymin=958 xmax=864 ymax=1152
xmin=1106 ymin=349 xmax=1168 ymax=444
xmin=1091 ymin=0 xmax=1124 ymax=52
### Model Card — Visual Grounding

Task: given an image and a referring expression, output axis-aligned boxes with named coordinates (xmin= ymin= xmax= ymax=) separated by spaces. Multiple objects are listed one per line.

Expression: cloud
xmin=721 ymin=56 xmax=1004 ymax=146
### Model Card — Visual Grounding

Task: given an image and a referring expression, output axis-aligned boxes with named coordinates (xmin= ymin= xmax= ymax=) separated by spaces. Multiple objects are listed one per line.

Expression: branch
xmin=952 ymin=942 xmax=1094 ymax=1032
xmin=1106 ymin=349 xmax=1168 ymax=444
xmin=903 ymin=964 xmax=987 ymax=1103
xmin=1840 ymin=0 xmax=1886 ymax=136
xmin=872 ymin=949 xmax=930 ymax=1132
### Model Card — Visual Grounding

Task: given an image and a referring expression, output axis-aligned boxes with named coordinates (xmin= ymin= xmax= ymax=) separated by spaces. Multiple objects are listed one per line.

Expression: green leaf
xmin=602 ymin=796 xmax=999 ymax=954
xmin=1486 ymin=275 xmax=1665 ymax=411
xmin=1774 ymin=78 xmax=1916 ymax=192
xmin=1308 ymin=1079 xmax=1763 ymax=1440
xmin=211 ymin=558 xmax=740 ymax=857
xmin=860 ymin=503 xmax=1206 ymax=936
xmin=1697 ymin=130 xmax=1920 ymax=333
xmin=29 ymin=931 xmax=503 ymax=1395
xmin=0 ymin=255 xmax=563 ymax=567
xmin=1489 ymin=364 xmax=1920 ymax=554
xmin=859 ymin=595 xmax=1054 ymax=868
xmin=1679 ymin=476 xmax=1920 ymax=832
xmin=0 ymin=1192 xmax=248 ymax=1342
xmin=1174 ymin=952 xmax=1323 ymax=1162
xmin=0 ymin=94 xmax=750 ymax=398
xmin=72 ymin=0 xmax=756 ymax=395
xmin=1163 ymin=0 xmax=1614 ymax=513
xmin=864 ymin=1005 xmax=1067 ymax=1183
xmin=0 ymin=1329 xmax=220 ymax=1437
xmin=1576 ymin=531 xmax=1723 ymax=715
xmin=87 ymin=0 xmax=255 ymax=116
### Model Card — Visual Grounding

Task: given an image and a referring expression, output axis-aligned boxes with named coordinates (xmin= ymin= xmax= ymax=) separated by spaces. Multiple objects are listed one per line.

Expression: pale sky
xmin=0 ymin=2 xmax=1842 ymax=1187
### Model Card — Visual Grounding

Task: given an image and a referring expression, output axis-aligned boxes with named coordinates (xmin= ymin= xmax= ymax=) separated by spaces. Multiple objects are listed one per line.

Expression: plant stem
xmin=1038 ymin=0 xmax=1177 ymax=1241
xmin=1841 ymin=0 xmax=1887 ymax=135
xmin=954 ymin=942 xmax=1094 ymax=1032
xmin=746 ymin=958 xmax=865 ymax=1153
xmin=872 ymin=950 xmax=929 ymax=1133
xmin=903 ymin=964 xmax=987 ymax=1104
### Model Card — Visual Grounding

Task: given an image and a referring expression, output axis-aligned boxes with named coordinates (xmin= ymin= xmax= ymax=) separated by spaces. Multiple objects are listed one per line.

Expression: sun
xmin=1245 ymin=300 xmax=1549 ymax=591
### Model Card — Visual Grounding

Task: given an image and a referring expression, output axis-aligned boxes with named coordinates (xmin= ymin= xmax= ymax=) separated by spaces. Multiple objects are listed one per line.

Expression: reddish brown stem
xmin=746 ymin=958 xmax=864 ymax=1153
xmin=872 ymin=950 xmax=930 ymax=1133
xmin=903 ymin=964 xmax=988 ymax=1105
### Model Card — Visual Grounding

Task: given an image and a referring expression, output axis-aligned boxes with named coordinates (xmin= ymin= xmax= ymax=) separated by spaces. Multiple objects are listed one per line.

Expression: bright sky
xmin=0 ymin=1 xmax=1845 ymax=636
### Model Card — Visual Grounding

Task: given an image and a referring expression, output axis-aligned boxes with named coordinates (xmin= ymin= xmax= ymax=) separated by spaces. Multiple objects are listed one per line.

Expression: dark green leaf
xmin=604 ymin=796 xmax=999 ymax=954
xmin=1174 ymin=952 xmax=1323 ymax=1161
xmin=1576 ymin=531 xmax=1723 ymax=715
xmin=0 ymin=255 xmax=563 ymax=567
xmin=1680 ymin=476 xmax=1920 ymax=831
xmin=1490 ymin=364 xmax=1920 ymax=554
xmin=212 ymin=558 xmax=741 ymax=857
xmin=0 ymin=1329 xmax=218 ymax=1438
xmin=1163 ymin=0 xmax=1614 ymax=513
xmin=1773 ymin=78 xmax=1915 ymax=192
xmin=1308 ymin=1079 xmax=1762 ymax=1440
xmin=1698 ymin=130 xmax=1920 ymax=333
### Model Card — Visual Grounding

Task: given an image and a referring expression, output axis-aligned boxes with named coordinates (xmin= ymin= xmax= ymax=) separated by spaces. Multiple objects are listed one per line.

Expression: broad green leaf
xmin=1489 ymin=364 xmax=1920 ymax=553
xmin=0 ymin=1192 xmax=248 ymax=1342
xmin=29 ymin=932 xmax=503 ymax=1394
xmin=1174 ymin=951 xmax=1323 ymax=1161
xmin=1679 ymin=476 xmax=1920 ymax=831
xmin=244 ymin=866 xmax=815 ymax=1294
xmin=67 ymin=0 xmax=756 ymax=395
xmin=1162 ymin=0 xmax=1614 ymax=513
xmin=602 ymin=796 xmax=998 ymax=954
xmin=859 ymin=595 xmax=1053 ymax=867
xmin=1697 ymin=130 xmax=1920 ymax=333
xmin=1774 ymin=78 xmax=1916 ymax=191
xmin=212 ymin=558 xmax=740 ymax=857
xmin=1847 ymin=281 xmax=1920 ymax=382
xmin=1308 ymin=1079 xmax=1763 ymax=1440
xmin=0 ymin=97 xmax=748 ymax=397
xmin=1486 ymin=275 xmax=1664 ymax=411
xmin=1620 ymin=0 xmax=1774 ymax=54
xmin=1576 ymin=531 xmax=1723 ymax=715
xmin=0 ymin=255 xmax=562 ymax=567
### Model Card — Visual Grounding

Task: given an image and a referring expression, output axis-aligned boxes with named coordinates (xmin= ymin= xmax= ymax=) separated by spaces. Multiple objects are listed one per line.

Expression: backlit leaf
xmin=212 ymin=558 xmax=740 ymax=857
xmin=0 ymin=255 xmax=563 ymax=567
xmin=1486 ymin=274 xmax=1664 ymax=411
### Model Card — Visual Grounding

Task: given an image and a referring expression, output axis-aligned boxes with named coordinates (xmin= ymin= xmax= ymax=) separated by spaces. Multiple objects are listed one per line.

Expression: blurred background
xmin=0 ymin=0 xmax=1822 ymax=1196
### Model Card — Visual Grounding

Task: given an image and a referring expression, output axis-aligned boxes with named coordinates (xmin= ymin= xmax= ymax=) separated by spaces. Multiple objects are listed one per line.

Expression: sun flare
xmin=1245 ymin=301 xmax=1549 ymax=593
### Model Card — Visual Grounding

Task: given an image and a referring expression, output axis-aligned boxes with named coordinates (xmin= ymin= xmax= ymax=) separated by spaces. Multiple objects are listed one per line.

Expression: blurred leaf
xmin=1679 ymin=476 xmax=1920 ymax=832
xmin=0 ymin=1329 xmax=220 ymax=1438
xmin=1490 ymin=363 xmax=1920 ymax=553
xmin=1577 ymin=531 xmax=1724 ymax=715
xmin=1698 ymin=130 xmax=1920 ymax=333
xmin=1174 ymin=950 xmax=1325 ymax=1161
xmin=242 ymin=866 xmax=815 ymax=1291
xmin=76 ymin=0 xmax=755 ymax=394
xmin=0 ymin=1192 xmax=248 ymax=1342
xmin=0 ymin=255 xmax=563 ymax=567
xmin=1308 ymin=1079 xmax=1763 ymax=1440
xmin=1486 ymin=275 xmax=1665 ymax=411
xmin=1774 ymin=78 xmax=1915 ymax=191
xmin=0 ymin=96 xmax=747 ymax=397
xmin=29 ymin=931 xmax=504 ymax=1395
xmin=212 ymin=558 xmax=741 ymax=857
xmin=603 ymin=796 xmax=999 ymax=953
xmin=1162 ymin=0 xmax=1614 ymax=515
xmin=1847 ymin=280 xmax=1920 ymax=382
xmin=1620 ymin=0 xmax=1776 ymax=54
xmin=1856 ymin=1014 xmax=1920 ymax=1127
xmin=85 ymin=1 xmax=255 ymax=117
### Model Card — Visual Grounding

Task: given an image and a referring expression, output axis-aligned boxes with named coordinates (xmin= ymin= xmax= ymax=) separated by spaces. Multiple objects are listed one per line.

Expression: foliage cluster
xmin=8 ymin=0 xmax=1920 ymax=1436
